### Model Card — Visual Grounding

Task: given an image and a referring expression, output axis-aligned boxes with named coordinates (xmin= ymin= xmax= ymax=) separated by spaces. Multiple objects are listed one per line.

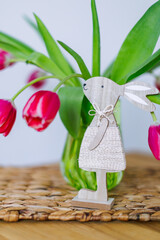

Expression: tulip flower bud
xmin=27 ymin=69 xmax=47 ymax=89
xmin=0 ymin=99 xmax=16 ymax=136
xmin=148 ymin=124 xmax=160 ymax=160
xmin=0 ymin=50 xmax=14 ymax=70
xmin=155 ymin=75 xmax=160 ymax=92
xmin=23 ymin=90 xmax=60 ymax=131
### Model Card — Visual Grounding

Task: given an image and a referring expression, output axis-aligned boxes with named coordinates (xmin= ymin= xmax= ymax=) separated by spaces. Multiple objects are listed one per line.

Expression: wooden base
xmin=71 ymin=196 xmax=114 ymax=210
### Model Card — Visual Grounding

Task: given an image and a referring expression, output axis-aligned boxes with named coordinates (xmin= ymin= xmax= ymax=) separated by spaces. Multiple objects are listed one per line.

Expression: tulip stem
xmin=9 ymin=58 xmax=26 ymax=63
xmin=11 ymin=75 xmax=61 ymax=101
xmin=11 ymin=73 xmax=84 ymax=101
xmin=53 ymin=74 xmax=84 ymax=92
xmin=151 ymin=112 xmax=157 ymax=123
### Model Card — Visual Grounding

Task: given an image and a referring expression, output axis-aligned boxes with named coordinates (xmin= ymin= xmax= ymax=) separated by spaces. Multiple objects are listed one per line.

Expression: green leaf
xmin=81 ymin=96 xmax=93 ymax=126
xmin=34 ymin=14 xmax=76 ymax=77
xmin=0 ymin=41 xmax=28 ymax=60
xmin=125 ymin=49 xmax=160 ymax=82
xmin=103 ymin=49 xmax=160 ymax=81
xmin=103 ymin=60 xmax=115 ymax=78
xmin=58 ymin=41 xmax=91 ymax=80
xmin=58 ymin=87 xmax=84 ymax=138
xmin=26 ymin=52 xmax=67 ymax=79
xmin=111 ymin=1 xmax=160 ymax=84
xmin=91 ymin=0 xmax=100 ymax=76
xmin=23 ymin=15 xmax=39 ymax=34
xmin=148 ymin=62 xmax=160 ymax=73
xmin=0 ymin=32 xmax=34 ymax=55
xmin=147 ymin=94 xmax=160 ymax=105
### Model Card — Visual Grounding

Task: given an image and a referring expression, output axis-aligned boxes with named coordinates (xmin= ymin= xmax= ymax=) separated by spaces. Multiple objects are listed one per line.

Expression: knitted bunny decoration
xmin=72 ymin=77 xmax=158 ymax=210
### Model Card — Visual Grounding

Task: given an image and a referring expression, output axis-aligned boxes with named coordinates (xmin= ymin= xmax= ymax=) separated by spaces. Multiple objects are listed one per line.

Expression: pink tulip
xmin=148 ymin=124 xmax=160 ymax=160
xmin=27 ymin=69 xmax=46 ymax=89
xmin=0 ymin=50 xmax=14 ymax=70
xmin=23 ymin=90 xmax=60 ymax=131
xmin=0 ymin=100 xmax=16 ymax=136
xmin=155 ymin=81 xmax=160 ymax=92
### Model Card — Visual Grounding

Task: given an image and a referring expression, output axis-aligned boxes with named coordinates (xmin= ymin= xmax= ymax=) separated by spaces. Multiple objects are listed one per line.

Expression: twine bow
xmin=88 ymin=103 xmax=114 ymax=127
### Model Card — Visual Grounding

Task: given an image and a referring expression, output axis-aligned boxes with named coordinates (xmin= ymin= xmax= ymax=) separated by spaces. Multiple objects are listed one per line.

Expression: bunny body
xmin=72 ymin=77 xmax=158 ymax=208
xmin=79 ymin=120 xmax=125 ymax=172
xmin=79 ymin=78 xmax=125 ymax=172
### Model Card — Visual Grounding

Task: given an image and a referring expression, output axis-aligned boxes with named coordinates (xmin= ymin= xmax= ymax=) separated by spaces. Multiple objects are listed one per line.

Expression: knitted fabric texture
xmin=79 ymin=126 xmax=126 ymax=172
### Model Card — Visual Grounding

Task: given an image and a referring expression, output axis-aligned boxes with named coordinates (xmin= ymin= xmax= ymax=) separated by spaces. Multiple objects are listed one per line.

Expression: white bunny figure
xmin=72 ymin=77 xmax=158 ymax=210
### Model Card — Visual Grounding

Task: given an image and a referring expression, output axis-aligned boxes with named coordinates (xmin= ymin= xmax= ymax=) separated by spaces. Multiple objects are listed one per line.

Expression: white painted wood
xmin=76 ymin=170 xmax=108 ymax=202
xmin=72 ymin=77 xmax=158 ymax=210
xmin=125 ymin=85 xmax=151 ymax=91
xmin=124 ymin=92 xmax=148 ymax=105
xmin=123 ymin=81 xmax=159 ymax=112
xmin=88 ymin=118 xmax=108 ymax=151
xmin=71 ymin=197 xmax=114 ymax=210
xmin=83 ymin=77 xmax=123 ymax=111
xmin=96 ymin=170 xmax=108 ymax=201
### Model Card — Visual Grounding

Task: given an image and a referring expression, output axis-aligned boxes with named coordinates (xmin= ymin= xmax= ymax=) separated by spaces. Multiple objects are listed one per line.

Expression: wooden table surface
xmin=0 ymin=154 xmax=160 ymax=240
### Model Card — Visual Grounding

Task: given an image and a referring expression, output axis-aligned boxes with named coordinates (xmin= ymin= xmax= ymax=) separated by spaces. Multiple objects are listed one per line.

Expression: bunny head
xmin=83 ymin=77 xmax=158 ymax=112
xmin=83 ymin=77 xmax=123 ymax=110
xmin=123 ymin=81 xmax=159 ymax=112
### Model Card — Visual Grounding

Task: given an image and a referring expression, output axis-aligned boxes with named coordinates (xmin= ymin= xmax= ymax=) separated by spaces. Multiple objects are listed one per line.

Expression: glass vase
xmin=60 ymin=101 xmax=123 ymax=190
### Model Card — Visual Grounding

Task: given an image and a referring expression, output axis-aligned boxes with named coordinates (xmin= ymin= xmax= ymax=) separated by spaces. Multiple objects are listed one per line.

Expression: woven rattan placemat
xmin=0 ymin=157 xmax=160 ymax=222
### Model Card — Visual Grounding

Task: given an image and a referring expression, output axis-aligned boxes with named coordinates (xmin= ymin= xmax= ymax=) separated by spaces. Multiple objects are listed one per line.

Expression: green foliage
xmin=81 ymin=96 xmax=93 ymax=126
xmin=125 ymin=49 xmax=160 ymax=82
xmin=0 ymin=0 xmax=160 ymax=136
xmin=58 ymin=41 xmax=91 ymax=80
xmin=26 ymin=51 xmax=73 ymax=81
xmin=0 ymin=41 xmax=28 ymax=60
xmin=147 ymin=94 xmax=160 ymax=105
xmin=111 ymin=1 xmax=160 ymax=84
xmin=103 ymin=60 xmax=114 ymax=78
xmin=91 ymin=0 xmax=100 ymax=76
xmin=23 ymin=15 xmax=39 ymax=33
xmin=0 ymin=32 xmax=34 ymax=55
xmin=58 ymin=87 xmax=84 ymax=138
xmin=34 ymin=14 xmax=76 ymax=78
xmin=0 ymin=20 xmax=80 ymax=86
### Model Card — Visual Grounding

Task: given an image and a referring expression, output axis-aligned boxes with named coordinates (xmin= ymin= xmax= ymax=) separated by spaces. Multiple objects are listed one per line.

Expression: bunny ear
xmin=123 ymin=81 xmax=159 ymax=112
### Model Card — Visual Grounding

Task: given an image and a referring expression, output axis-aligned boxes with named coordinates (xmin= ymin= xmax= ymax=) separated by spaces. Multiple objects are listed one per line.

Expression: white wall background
xmin=0 ymin=0 xmax=159 ymax=166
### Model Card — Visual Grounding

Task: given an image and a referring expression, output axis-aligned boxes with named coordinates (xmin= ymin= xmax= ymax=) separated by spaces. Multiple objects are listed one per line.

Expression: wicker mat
xmin=0 ymin=159 xmax=160 ymax=222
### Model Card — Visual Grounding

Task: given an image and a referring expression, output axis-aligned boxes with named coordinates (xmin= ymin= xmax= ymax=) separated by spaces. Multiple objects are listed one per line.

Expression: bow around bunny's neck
xmin=88 ymin=103 xmax=115 ymax=127
xmin=88 ymin=103 xmax=116 ymax=150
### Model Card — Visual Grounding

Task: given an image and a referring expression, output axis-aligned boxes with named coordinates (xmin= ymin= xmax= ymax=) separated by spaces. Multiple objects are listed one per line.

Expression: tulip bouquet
xmin=0 ymin=0 xmax=160 ymax=190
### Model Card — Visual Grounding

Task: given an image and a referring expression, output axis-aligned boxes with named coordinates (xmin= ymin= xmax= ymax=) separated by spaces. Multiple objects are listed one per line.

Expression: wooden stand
xmin=71 ymin=196 xmax=114 ymax=210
